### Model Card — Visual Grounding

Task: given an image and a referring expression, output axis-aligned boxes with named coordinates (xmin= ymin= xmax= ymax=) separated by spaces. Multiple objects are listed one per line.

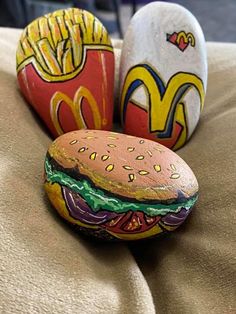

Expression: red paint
xmin=124 ymin=101 xmax=183 ymax=148
xmin=103 ymin=211 xmax=161 ymax=234
xmin=167 ymin=32 xmax=189 ymax=52
xmin=17 ymin=50 xmax=114 ymax=138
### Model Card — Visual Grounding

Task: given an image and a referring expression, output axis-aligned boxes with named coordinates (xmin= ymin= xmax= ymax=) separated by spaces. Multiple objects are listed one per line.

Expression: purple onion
xmin=161 ymin=208 xmax=191 ymax=226
xmin=62 ymin=186 xmax=117 ymax=225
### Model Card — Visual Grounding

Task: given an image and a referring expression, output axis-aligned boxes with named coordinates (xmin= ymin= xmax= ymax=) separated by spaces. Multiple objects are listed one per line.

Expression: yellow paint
xmin=159 ymin=221 xmax=177 ymax=232
xmin=44 ymin=181 xmax=98 ymax=229
xmin=90 ymin=152 xmax=97 ymax=160
xmin=56 ymin=41 xmax=66 ymax=68
xmin=38 ymin=39 xmax=62 ymax=75
xmin=16 ymin=8 xmax=113 ymax=81
xmin=127 ymin=147 xmax=135 ymax=152
xmin=39 ymin=17 xmax=55 ymax=49
xmin=62 ymin=47 xmax=74 ymax=74
xmin=78 ymin=147 xmax=86 ymax=152
xmin=176 ymin=31 xmax=195 ymax=47
xmin=128 ymin=174 xmax=136 ymax=182
xmin=154 ymin=165 xmax=161 ymax=172
xmin=101 ymin=155 xmax=110 ymax=161
xmin=138 ymin=170 xmax=149 ymax=176
xmin=105 ymin=164 xmax=114 ymax=172
xmin=123 ymin=165 xmax=133 ymax=170
xmin=69 ymin=139 xmax=78 ymax=145
xmin=49 ymin=16 xmax=62 ymax=48
xmin=50 ymin=86 xmax=102 ymax=135
xmin=120 ymin=65 xmax=205 ymax=149
xmin=56 ymin=15 xmax=68 ymax=40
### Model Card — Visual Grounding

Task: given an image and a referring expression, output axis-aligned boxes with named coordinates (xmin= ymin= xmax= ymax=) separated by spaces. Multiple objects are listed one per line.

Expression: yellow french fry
xmin=56 ymin=15 xmax=68 ymax=41
xmin=17 ymin=8 xmax=114 ymax=79
xmin=16 ymin=42 xmax=26 ymax=65
xmin=56 ymin=40 xmax=66 ymax=68
xmin=93 ymin=18 xmax=102 ymax=43
xmin=64 ymin=9 xmax=74 ymax=24
xmin=84 ymin=14 xmax=94 ymax=42
xmin=62 ymin=47 xmax=74 ymax=74
xmin=65 ymin=38 xmax=71 ymax=50
xmin=52 ymin=9 xmax=64 ymax=18
xmin=65 ymin=18 xmax=82 ymax=68
xmin=74 ymin=10 xmax=82 ymax=24
xmin=67 ymin=25 xmax=82 ymax=68
xmin=65 ymin=18 xmax=73 ymax=35
xmin=38 ymin=38 xmax=61 ymax=75
xmin=74 ymin=11 xmax=86 ymax=34
xmin=38 ymin=17 xmax=55 ymax=50
xmin=26 ymin=35 xmax=49 ymax=73
xmin=69 ymin=8 xmax=76 ymax=24
xmin=28 ymin=20 xmax=40 ymax=43
xmin=21 ymin=38 xmax=34 ymax=56
xmin=48 ymin=16 xmax=62 ymax=48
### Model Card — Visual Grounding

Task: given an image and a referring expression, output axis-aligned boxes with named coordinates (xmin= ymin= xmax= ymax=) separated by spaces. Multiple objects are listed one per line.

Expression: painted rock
xmin=44 ymin=130 xmax=198 ymax=241
xmin=120 ymin=2 xmax=207 ymax=150
xmin=16 ymin=8 xmax=114 ymax=138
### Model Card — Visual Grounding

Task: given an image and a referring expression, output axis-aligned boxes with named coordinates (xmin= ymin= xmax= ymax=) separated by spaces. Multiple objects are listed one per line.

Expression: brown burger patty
xmin=48 ymin=130 xmax=198 ymax=201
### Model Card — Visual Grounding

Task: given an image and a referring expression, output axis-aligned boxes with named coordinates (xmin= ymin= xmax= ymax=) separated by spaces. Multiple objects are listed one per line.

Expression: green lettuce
xmin=45 ymin=158 xmax=197 ymax=217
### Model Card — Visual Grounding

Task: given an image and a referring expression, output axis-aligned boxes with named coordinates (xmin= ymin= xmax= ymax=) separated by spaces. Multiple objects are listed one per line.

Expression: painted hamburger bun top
xmin=47 ymin=130 xmax=198 ymax=201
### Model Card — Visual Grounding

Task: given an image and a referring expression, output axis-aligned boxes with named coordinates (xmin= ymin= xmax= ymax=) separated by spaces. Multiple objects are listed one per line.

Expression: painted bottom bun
xmin=44 ymin=130 xmax=198 ymax=241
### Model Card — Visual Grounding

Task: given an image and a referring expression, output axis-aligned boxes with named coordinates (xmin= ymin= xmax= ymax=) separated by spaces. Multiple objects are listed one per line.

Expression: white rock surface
xmin=120 ymin=2 xmax=207 ymax=150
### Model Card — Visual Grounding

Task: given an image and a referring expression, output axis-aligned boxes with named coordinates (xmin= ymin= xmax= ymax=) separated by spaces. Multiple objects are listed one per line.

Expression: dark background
xmin=0 ymin=0 xmax=235 ymax=41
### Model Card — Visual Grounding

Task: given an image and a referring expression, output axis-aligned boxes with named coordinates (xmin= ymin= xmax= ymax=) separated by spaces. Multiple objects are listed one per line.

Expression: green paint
xmin=45 ymin=158 xmax=197 ymax=216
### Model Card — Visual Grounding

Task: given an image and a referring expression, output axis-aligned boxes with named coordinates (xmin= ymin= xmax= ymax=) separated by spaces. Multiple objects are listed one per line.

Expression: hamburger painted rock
xmin=120 ymin=2 xmax=207 ymax=150
xmin=16 ymin=8 xmax=114 ymax=138
xmin=44 ymin=130 xmax=198 ymax=241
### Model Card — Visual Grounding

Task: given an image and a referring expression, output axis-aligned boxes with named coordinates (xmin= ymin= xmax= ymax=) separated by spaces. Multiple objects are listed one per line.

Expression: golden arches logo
xmin=176 ymin=31 xmax=195 ymax=47
xmin=50 ymin=86 xmax=102 ymax=135
xmin=120 ymin=64 xmax=205 ymax=150
xmin=167 ymin=31 xmax=195 ymax=52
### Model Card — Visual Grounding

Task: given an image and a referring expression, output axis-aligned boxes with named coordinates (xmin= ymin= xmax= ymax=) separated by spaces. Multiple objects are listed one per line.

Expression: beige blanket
xmin=0 ymin=27 xmax=235 ymax=314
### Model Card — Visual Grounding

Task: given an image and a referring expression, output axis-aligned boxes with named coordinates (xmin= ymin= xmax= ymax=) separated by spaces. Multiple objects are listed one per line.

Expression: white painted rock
xmin=120 ymin=2 xmax=207 ymax=150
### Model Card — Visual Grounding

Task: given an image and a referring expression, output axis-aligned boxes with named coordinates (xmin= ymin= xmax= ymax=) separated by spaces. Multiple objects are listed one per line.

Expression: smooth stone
xmin=16 ymin=8 xmax=114 ymax=138
xmin=44 ymin=129 xmax=199 ymax=241
xmin=120 ymin=2 xmax=207 ymax=150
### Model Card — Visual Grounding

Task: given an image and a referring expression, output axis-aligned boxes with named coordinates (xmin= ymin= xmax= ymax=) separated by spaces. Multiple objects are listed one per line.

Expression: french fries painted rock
xmin=16 ymin=8 xmax=114 ymax=138
xmin=44 ymin=129 xmax=199 ymax=241
xmin=120 ymin=2 xmax=207 ymax=150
